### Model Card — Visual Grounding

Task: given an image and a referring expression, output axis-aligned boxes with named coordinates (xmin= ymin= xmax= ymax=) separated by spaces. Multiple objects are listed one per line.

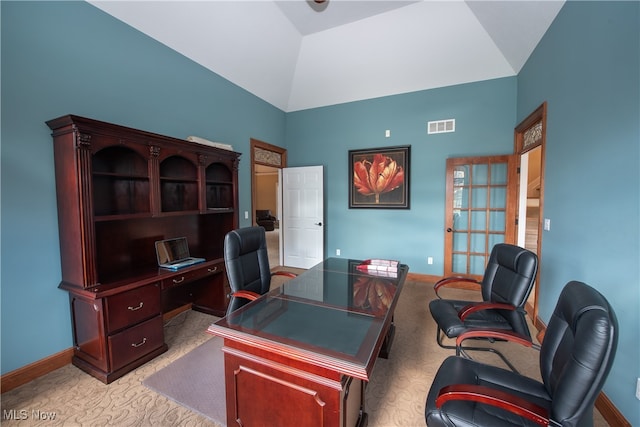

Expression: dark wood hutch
xmin=47 ymin=115 xmax=240 ymax=383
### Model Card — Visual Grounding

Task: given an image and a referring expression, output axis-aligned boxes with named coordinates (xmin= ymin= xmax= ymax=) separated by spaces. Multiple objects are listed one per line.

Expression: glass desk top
xmin=208 ymin=258 xmax=409 ymax=380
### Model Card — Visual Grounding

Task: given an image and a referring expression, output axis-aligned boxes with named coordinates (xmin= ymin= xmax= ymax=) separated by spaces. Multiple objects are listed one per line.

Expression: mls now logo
xmin=3 ymin=409 xmax=28 ymax=420
xmin=3 ymin=409 xmax=57 ymax=421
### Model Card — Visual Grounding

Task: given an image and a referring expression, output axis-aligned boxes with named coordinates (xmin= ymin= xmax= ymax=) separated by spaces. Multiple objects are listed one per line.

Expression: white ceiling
xmin=88 ymin=0 xmax=564 ymax=112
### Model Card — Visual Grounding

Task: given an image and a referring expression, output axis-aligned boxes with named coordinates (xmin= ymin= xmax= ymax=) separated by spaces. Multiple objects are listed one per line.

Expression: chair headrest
xmin=494 ymin=243 xmax=537 ymax=274
xmin=226 ymin=226 xmax=266 ymax=257
xmin=554 ymin=280 xmax=616 ymax=334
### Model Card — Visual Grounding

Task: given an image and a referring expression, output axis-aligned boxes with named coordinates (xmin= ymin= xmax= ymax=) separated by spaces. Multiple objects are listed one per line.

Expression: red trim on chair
xmin=456 ymin=329 xmax=535 ymax=348
xmin=436 ymin=384 xmax=549 ymax=426
xmin=231 ymin=290 xmax=261 ymax=301
xmin=434 ymin=276 xmax=481 ymax=298
xmin=273 ymin=271 xmax=297 ymax=279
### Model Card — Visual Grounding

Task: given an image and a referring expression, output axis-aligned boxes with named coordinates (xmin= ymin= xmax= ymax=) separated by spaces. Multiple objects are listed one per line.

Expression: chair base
xmin=436 ymin=328 xmax=521 ymax=374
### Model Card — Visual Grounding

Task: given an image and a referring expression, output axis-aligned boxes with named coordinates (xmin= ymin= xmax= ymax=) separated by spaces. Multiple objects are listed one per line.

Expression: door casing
xmin=251 ymin=138 xmax=287 ymax=266
xmin=514 ymin=102 xmax=547 ymax=325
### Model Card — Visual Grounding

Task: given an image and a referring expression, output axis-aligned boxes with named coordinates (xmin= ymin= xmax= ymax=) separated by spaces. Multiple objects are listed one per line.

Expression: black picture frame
xmin=349 ymin=145 xmax=410 ymax=209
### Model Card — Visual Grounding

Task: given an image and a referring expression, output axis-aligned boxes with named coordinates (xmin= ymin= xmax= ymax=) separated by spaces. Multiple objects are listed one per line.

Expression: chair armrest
xmin=231 ymin=290 xmax=261 ymax=301
xmin=435 ymin=384 xmax=549 ymax=426
xmin=272 ymin=271 xmax=297 ymax=279
xmin=433 ymin=276 xmax=481 ymax=299
xmin=458 ymin=302 xmax=517 ymax=321
xmin=455 ymin=328 xmax=537 ymax=349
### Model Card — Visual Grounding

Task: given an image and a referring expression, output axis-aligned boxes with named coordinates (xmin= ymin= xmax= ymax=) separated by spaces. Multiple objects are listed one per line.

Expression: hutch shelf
xmin=47 ymin=115 xmax=240 ymax=383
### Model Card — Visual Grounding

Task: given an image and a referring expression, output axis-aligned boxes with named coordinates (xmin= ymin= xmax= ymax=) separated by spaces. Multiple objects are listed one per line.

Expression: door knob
xmin=446 ymin=228 xmax=452 ymax=232
xmin=315 ymin=222 xmax=323 ymax=226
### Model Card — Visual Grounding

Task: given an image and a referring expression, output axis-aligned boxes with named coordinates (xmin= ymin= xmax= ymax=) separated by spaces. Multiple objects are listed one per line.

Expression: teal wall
xmin=516 ymin=1 xmax=639 ymax=424
xmin=285 ymin=78 xmax=517 ymax=273
xmin=1 ymin=1 xmax=285 ymax=373
xmin=2 ymin=1 xmax=638 ymax=424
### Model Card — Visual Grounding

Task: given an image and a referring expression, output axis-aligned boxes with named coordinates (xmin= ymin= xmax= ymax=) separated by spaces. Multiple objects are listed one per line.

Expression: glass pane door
xmin=444 ymin=155 xmax=517 ymax=278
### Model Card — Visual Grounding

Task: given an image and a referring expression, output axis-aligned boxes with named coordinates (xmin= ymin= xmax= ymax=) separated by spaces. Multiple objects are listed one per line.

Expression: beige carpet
xmin=1 ymin=276 xmax=607 ymax=426
xmin=1 ymin=309 xmax=217 ymax=426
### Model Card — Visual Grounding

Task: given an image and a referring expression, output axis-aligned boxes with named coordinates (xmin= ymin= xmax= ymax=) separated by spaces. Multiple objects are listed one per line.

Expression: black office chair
xmin=429 ymin=243 xmax=538 ymax=372
xmin=223 ymin=226 xmax=296 ymax=315
xmin=425 ymin=280 xmax=618 ymax=427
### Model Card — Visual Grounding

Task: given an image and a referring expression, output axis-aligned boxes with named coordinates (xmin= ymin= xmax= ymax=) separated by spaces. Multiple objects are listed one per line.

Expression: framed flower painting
xmin=349 ymin=145 xmax=410 ymax=209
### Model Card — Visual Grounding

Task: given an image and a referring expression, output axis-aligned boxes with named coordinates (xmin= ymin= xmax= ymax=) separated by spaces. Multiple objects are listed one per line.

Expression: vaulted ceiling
xmin=89 ymin=1 xmax=564 ymax=112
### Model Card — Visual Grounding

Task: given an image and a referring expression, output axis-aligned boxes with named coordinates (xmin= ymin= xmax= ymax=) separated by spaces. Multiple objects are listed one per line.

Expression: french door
xmin=444 ymin=155 xmax=518 ymax=278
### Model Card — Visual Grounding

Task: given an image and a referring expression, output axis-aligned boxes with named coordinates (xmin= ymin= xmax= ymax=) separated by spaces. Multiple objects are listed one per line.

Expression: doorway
xmin=514 ymin=102 xmax=547 ymax=326
xmin=255 ymin=163 xmax=280 ymax=266
xmin=251 ymin=139 xmax=287 ymax=267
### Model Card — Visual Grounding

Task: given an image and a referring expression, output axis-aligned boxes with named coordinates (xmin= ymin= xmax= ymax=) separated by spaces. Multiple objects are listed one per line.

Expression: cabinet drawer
xmin=108 ymin=315 xmax=164 ymax=371
xmin=161 ymin=263 xmax=223 ymax=290
xmin=105 ymin=284 xmax=161 ymax=333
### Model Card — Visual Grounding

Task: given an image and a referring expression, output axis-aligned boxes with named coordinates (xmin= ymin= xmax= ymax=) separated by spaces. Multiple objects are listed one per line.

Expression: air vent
xmin=428 ymin=119 xmax=455 ymax=134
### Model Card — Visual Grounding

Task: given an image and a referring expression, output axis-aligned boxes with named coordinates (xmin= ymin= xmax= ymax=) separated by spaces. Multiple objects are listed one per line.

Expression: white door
xmin=282 ymin=166 xmax=324 ymax=269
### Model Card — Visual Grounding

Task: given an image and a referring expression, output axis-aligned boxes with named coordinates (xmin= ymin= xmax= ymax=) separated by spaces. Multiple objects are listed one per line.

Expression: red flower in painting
xmin=353 ymin=153 xmax=404 ymax=203
xmin=352 ymin=276 xmax=396 ymax=316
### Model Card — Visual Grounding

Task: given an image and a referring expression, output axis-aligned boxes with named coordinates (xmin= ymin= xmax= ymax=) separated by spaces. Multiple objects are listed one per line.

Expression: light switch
xmin=544 ymin=218 xmax=551 ymax=231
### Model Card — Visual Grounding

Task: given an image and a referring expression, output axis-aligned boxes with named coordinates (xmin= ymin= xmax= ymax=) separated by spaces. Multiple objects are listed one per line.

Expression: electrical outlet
xmin=427 ymin=256 xmax=433 ymax=265
xmin=336 ymin=249 xmax=341 ymax=256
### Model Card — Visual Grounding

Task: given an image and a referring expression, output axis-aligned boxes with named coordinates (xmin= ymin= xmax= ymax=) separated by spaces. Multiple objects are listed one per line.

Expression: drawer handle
xmin=173 ymin=276 xmax=185 ymax=284
xmin=128 ymin=302 xmax=144 ymax=311
xmin=131 ymin=338 xmax=147 ymax=348
xmin=207 ymin=267 xmax=218 ymax=273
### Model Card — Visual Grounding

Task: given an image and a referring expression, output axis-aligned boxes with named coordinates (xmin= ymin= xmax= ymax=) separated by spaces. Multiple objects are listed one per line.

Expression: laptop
xmin=155 ymin=237 xmax=205 ymax=271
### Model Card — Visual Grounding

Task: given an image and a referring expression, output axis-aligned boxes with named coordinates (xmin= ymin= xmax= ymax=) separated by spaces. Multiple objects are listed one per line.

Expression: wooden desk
xmin=207 ymin=258 xmax=409 ymax=427
xmin=62 ymin=259 xmax=231 ymax=383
